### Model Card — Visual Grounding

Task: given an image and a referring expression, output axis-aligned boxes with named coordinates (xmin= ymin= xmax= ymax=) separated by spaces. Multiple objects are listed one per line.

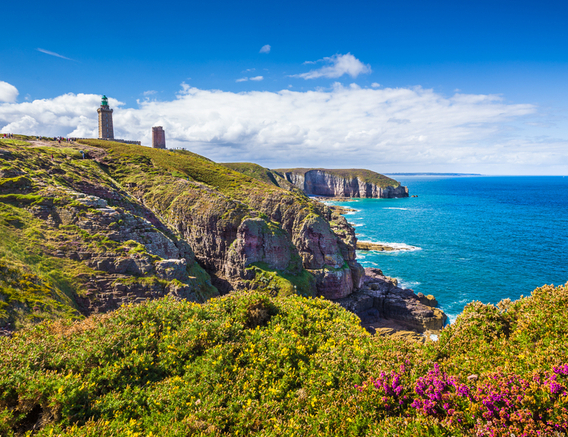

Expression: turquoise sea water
xmin=329 ymin=176 xmax=568 ymax=322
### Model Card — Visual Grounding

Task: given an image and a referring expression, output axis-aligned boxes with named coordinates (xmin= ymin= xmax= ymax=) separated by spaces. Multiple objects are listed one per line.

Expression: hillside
xmin=1 ymin=284 xmax=567 ymax=436
xmin=220 ymin=162 xmax=295 ymax=190
xmin=0 ymin=137 xmax=366 ymax=331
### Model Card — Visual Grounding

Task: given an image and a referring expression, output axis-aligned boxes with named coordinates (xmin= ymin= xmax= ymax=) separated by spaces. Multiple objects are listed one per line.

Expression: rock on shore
xmin=334 ymin=268 xmax=447 ymax=337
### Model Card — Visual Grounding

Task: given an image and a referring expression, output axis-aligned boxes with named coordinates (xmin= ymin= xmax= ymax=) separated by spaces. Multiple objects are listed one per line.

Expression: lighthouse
xmin=97 ymin=95 xmax=114 ymax=140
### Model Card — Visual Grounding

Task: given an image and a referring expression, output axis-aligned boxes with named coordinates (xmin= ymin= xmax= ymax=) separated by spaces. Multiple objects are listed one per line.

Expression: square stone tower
xmin=97 ymin=95 xmax=114 ymax=139
xmin=152 ymin=126 xmax=166 ymax=149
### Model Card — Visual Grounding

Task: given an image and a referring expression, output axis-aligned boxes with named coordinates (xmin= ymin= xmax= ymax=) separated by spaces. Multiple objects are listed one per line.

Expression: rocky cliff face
xmin=116 ymin=156 xmax=361 ymax=300
xmin=336 ymin=268 xmax=447 ymax=335
xmin=280 ymin=169 xmax=408 ymax=198
xmin=0 ymin=139 xmax=368 ymax=333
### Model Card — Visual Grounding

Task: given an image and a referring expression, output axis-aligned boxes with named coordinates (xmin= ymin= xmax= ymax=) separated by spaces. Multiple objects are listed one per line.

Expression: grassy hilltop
xmin=0 ymin=137 xmax=357 ymax=330
xmin=220 ymin=162 xmax=295 ymax=190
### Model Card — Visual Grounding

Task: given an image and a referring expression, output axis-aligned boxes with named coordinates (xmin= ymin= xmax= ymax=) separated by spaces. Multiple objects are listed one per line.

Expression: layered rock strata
xmin=278 ymin=169 xmax=408 ymax=198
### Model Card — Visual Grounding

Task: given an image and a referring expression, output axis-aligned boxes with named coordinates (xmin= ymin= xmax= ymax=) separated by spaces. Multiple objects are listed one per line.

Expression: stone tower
xmin=152 ymin=126 xmax=166 ymax=149
xmin=97 ymin=95 xmax=114 ymax=139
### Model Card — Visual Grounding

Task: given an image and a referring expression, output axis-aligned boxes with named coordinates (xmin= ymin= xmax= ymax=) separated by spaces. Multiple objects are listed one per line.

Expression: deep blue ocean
xmin=329 ymin=176 xmax=568 ymax=322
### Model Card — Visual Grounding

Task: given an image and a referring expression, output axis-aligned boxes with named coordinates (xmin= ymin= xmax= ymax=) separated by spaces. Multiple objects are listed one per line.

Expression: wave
xmin=352 ymin=223 xmax=365 ymax=227
xmin=397 ymin=279 xmax=421 ymax=289
xmin=357 ymin=240 xmax=422 ymax=252
xmin=384 ymin=207 xmax=410 ymax=210
xmin=446 ymin=313 xmax=459 ymax=324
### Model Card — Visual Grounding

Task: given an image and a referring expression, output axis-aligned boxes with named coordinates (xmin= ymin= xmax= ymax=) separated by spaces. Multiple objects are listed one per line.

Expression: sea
xmin=328 ymin=176 xmax=568 ymax=323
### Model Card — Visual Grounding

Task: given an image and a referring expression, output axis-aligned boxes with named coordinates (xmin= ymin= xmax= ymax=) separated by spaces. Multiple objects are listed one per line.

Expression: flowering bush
xmin=1 ymin=283 xmax=568 ymax=436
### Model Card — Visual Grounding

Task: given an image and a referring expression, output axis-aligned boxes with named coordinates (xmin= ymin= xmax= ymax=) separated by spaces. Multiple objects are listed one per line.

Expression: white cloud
xmin=0 ymin=81 xmax=18 ymax=103
xmin=1 ymin=85 xmax=565 ymax=174
xmin=237 ymin=76 xmax=263 ymax=82
xmin=259 ymin=45 xmax=271 ymax=54
xmin=37 ymin=48 xmax=74 ymax=61
xmin=143 ymin=90 xmax=157 ymax=96
xmin=293 ymin=53 xmax=372 ymax=80
xmin=371 ymin=83 xmax=381 ymax=88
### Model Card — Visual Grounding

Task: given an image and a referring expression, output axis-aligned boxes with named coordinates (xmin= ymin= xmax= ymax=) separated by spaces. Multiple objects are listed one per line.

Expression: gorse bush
xmin=1 ymin=283 xmax=568 ymax=436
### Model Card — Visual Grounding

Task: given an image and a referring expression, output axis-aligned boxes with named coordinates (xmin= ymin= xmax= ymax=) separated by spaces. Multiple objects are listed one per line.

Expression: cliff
xmin=0 ymin=138 xmax=366 ymax=331
xmin=220 ymin=164 xmax=409 ymax=198
xmin=276 ymin=168 xmax=408 ymax=198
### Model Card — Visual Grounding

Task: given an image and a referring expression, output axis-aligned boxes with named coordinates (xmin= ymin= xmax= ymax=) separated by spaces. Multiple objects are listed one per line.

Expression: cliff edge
xmin=221 ymin=165 xmax=409 ymax=198
xmin=276 ymin=168 xmax=408 ymax=198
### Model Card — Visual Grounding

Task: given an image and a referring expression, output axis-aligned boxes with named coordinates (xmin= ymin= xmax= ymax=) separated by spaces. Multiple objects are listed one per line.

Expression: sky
xmin=1 ymin=0 xmax=567 ymax=174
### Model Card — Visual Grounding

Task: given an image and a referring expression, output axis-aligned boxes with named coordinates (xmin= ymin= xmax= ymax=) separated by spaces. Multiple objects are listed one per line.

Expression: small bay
xmin=329 ymin=176 xmax=568 ymax=322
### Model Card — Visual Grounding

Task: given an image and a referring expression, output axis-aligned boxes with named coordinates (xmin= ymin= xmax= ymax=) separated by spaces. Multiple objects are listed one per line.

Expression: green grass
xmin=0 ymin=203 xmax=95 ymax=328
xmin=245 ymin=262 xmax=316 ymax=297
xmin=76 ymin=140 xmax=288 ymax=201
xmin=221 ymin=162 xmax=294 ymax=189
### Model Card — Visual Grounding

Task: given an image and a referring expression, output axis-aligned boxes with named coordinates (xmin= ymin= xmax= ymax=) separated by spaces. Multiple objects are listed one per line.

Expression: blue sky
xmin=1 ymin=0 xmax=567 ymax=174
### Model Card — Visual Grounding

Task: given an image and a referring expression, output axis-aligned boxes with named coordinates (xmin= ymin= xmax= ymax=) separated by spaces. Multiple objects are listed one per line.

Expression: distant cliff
xmin=276 ymin=168 xmax=408 ymax=198
xmin=221 ymin=165 xmax=409 ymax=198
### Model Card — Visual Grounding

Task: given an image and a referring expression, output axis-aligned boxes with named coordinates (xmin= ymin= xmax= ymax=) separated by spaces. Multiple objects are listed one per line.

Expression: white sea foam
xmin=352 ymin=223 xmax=365 ymax=227
xmin=397 ymin=279 xmax=421 ymax=289
xmin=384 ymin=207 xmax=409 ymax=211
xmin=357 ymin=241 xmax=422 ymax=252
xmin=446 ymin=313 xmax=459 ymax=324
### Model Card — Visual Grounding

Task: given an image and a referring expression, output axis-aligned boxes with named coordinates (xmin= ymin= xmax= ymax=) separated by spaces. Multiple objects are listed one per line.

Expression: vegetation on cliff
xmin=1 ymin=283 xmax=567 ymax=436
xmin=220 ymin=162 xmax=295 ymax=190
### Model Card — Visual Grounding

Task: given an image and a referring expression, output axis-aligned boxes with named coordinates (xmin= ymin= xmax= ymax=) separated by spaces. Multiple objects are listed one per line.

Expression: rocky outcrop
xmin=278 ymin=169 xmax=408 ymax=198
xmin=28 ymin=190 xmax=216 ymax=315
xmin=335 ymin=268 xmax=447 ymax=335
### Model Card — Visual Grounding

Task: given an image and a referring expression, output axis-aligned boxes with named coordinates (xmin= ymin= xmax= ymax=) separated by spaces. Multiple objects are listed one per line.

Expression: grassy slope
xmin=0 ymin=139 xmax=107 ymax=328
xmin=276 ymin=168 xmax=401 ymax=188
xmin=77 ymin=140 xmax=297 ymax=203
xmin=1 ymin=284 xmax=568 ymax=436
xmin=220 ymin=162 xmax=295 ymax=190
xmin=0 ymin=139 xmax=223 ymax=329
